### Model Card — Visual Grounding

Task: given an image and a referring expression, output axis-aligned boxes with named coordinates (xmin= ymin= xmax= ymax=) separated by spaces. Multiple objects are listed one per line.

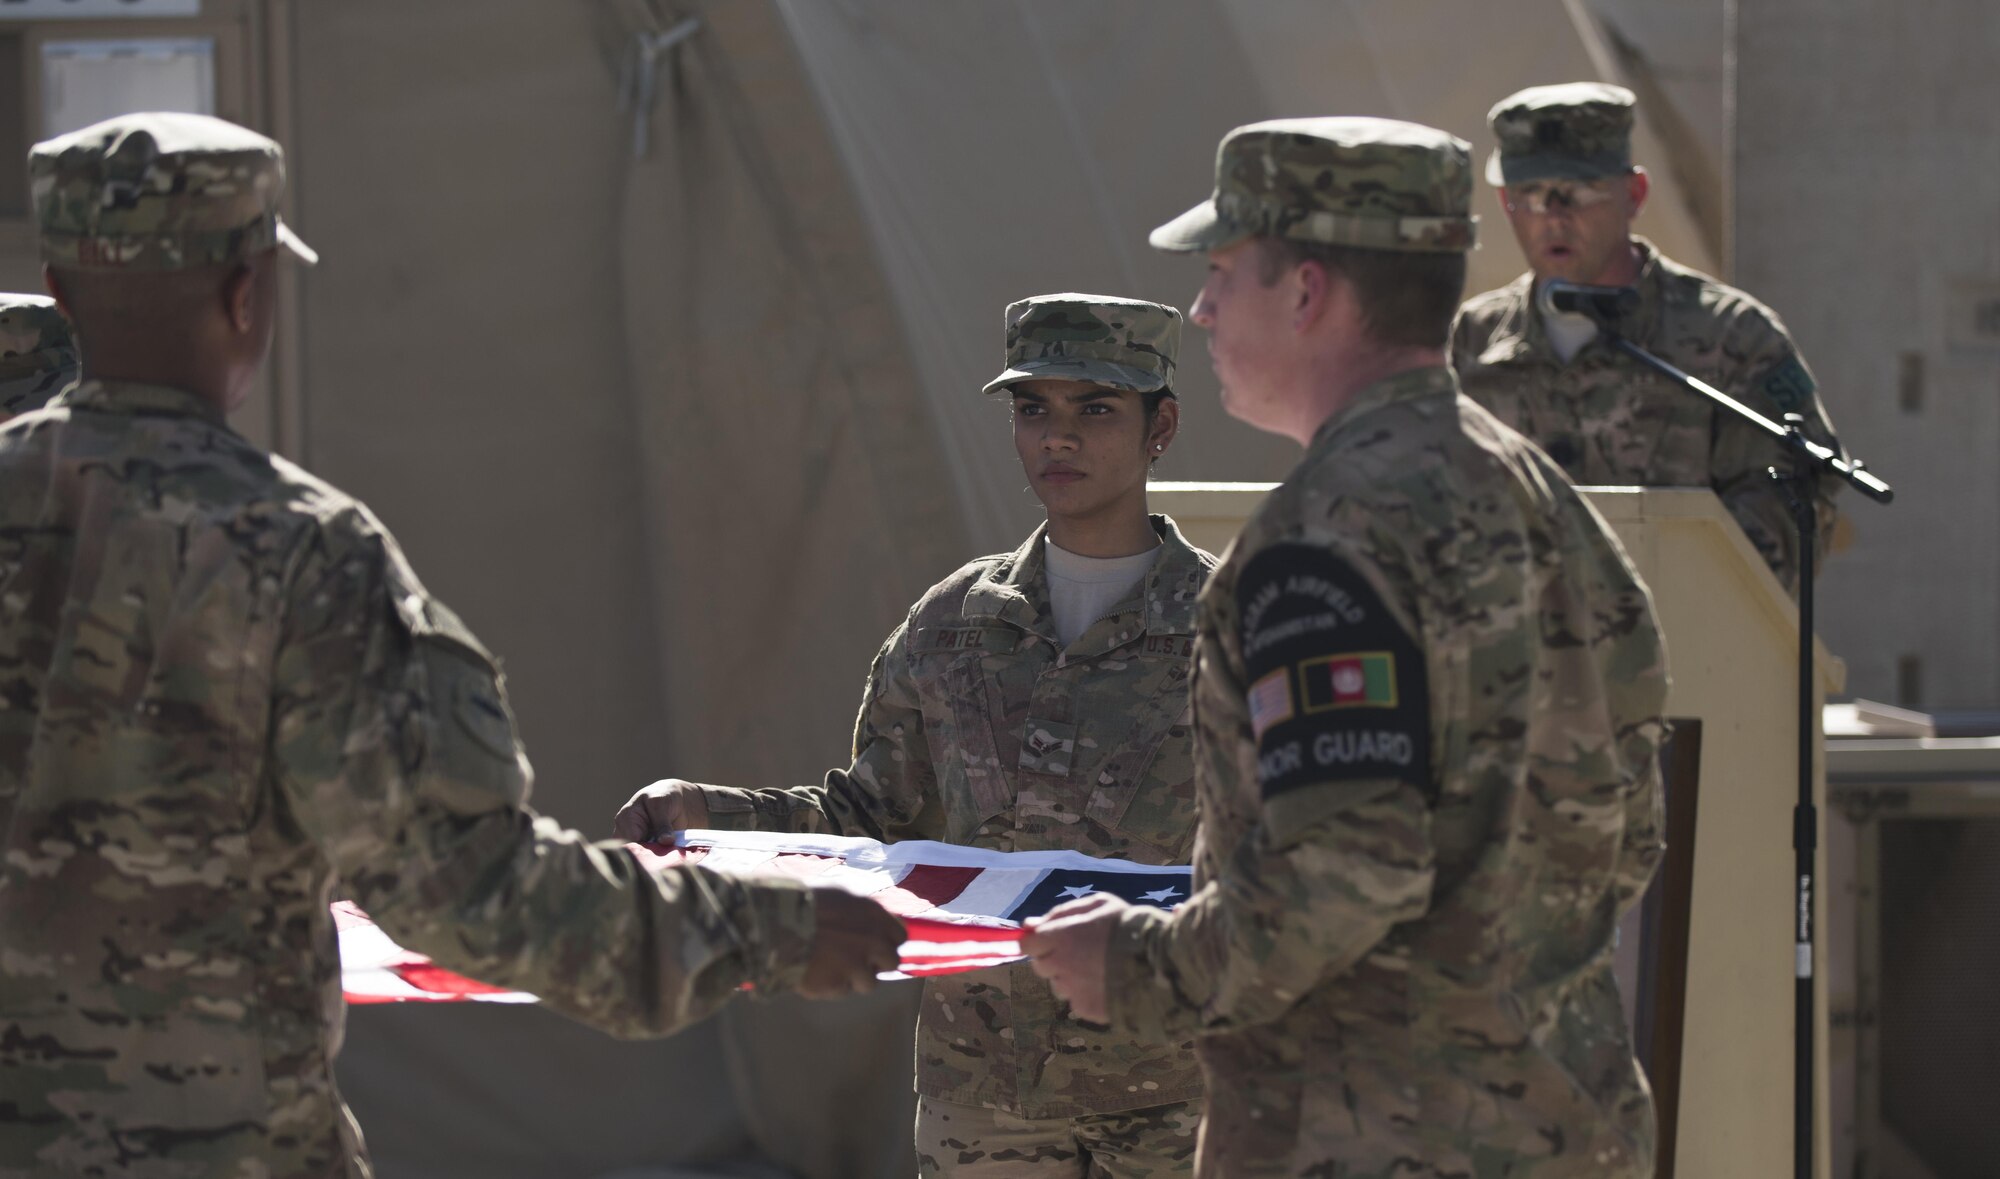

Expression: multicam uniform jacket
xmin=700 ymin=516 xmax=1215 ymax=1119
xmin=0 ymin=381 xmax=816 ymax=1179
xmin=0 ymin=296 xmax=75 ymax=419
xmin=1450 ymin=238 xmax=1843 ymax=596
xmin=1105 ymin=368 xmax=1670 ymax=1177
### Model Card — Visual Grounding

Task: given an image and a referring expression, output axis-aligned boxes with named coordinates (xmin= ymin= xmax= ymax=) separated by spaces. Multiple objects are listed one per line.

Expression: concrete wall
xmin=1736 ymin=0 xmax=2000 ymax=710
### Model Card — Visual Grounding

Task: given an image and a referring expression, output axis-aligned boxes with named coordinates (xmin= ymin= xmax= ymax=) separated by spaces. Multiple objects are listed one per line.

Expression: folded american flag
xmin=337 ymin=830 xmax=1192 ymax=1004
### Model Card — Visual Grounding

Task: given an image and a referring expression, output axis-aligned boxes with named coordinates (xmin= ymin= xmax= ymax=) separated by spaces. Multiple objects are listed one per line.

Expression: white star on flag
xmin=1057 ymin=884 xmax=1097 ymax=900
xmin=1140 ymin=887 xmax=1181 ymax=903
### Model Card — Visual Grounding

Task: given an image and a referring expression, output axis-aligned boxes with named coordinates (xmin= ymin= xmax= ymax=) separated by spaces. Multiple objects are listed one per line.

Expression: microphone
xmin=1537 ymin=280 xmax=1640 ymax=324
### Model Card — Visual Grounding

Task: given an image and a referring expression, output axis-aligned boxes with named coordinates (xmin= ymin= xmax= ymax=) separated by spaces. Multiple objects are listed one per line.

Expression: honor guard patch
xmin=1236 ymin=543 xmax=1429 ymax=798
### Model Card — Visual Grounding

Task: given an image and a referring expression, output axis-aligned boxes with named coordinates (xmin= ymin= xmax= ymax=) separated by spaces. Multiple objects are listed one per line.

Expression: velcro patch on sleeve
xmin=1756 ymin=352 xmax=1817 ymax=413
xmin=1236 ymin=543 xmax=1429 ymax=799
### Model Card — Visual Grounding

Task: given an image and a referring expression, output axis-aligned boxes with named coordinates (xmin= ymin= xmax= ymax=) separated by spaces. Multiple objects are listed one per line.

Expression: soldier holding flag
xmin=619 ymin=294 xmax=1216 ymax=1176
xmin=1025 ymin=117 xmax=1670 ymax=1177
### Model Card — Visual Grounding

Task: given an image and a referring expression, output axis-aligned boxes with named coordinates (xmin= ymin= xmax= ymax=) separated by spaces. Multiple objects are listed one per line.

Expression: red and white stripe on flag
xmin=338 ymin=830 xmax=1191 ymax=1004
xmin=334 ymin=900 xmax=536 ymax=1005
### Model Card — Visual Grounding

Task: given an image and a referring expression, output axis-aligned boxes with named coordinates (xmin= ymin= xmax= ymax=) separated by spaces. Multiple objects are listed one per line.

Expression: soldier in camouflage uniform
xmin=1024 ymin=118 xmax=1671 ymax=1177
xmin=617 ymin=295 xmax=1216 ymax=1177
xmin=0 ymin=112 xmax=902 ymax=1179
xmin=0 ymin=293 xmax=77 ymax=419
xmin=1450 ymin=82 xmax=1843 ymax=595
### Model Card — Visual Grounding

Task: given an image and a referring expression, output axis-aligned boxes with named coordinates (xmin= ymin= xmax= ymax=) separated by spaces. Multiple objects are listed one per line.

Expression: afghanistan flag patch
xmin=1301 ymin=651 xmax=1398 ymax=710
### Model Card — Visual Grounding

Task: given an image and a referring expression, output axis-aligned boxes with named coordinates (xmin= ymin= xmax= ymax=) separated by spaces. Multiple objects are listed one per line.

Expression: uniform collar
xmin=1474 ymin=235 xmax=1667 ymax=367
xmin=1623 ymin=236 xmax=1669 ymax=340
xmin=52 ymin=378 xmax=232 ymax=428
xmin=1306 ymin=364 xmax=1458 ymax=453
xmin=960 ymin=514 xmax=1208 ymax=645
xmin=961 ymin=525 xmax=1059 ymax=640
xmin=1126 ymin=514 xmax=1207 ymax=638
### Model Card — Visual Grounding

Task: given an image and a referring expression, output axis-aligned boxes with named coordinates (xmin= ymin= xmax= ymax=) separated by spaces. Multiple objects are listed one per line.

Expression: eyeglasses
xmin=1503 ymin=178 xmax=1619 ymax=215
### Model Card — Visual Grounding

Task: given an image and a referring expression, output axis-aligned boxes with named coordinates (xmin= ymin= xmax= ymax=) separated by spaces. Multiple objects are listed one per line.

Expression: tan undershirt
xmin=1044 ymin=537 xmax=1161 ymax=646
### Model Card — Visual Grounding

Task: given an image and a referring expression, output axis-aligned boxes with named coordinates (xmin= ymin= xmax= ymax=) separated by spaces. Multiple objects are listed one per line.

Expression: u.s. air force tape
xmin=1236 ymin=543 xmax=1429 ymax=798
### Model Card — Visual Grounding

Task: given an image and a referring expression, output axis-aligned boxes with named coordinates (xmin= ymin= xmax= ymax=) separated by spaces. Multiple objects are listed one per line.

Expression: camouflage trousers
xmin=915 ymin=1094 xmax=1199 ymax=1178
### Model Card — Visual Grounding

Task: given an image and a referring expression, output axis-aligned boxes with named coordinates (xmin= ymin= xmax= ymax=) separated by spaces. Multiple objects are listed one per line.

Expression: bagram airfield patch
xmin=1236 ymin=543 xmax=1429 ymax=799
xmin=1757 ymin=353 xmax=1817 ymax=414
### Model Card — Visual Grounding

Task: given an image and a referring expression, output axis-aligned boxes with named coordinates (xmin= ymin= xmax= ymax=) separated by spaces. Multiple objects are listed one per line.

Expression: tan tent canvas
xmin=0 ymin=2 xmax=1719 ymax=1174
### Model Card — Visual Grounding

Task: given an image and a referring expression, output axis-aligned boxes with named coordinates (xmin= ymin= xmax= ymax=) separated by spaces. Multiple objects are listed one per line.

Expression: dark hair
xmin=1254 ymin=237 xmax=1465 ymax=349
xmin=1141 ymin=388 xmax=1177 ymax=417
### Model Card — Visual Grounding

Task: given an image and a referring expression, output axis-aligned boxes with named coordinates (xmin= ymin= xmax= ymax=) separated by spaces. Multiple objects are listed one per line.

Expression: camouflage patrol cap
xmin=0 ymin=294 xmax=78 ymax=416
xmin=1150 ymin=117 xmax=1477 ymax=255
xmin=982 ymin=293 xmax=1181 ymax=396
xmin=30 ymin=111 xmax=317 ymax=271
xmin=1485 ymin=82 xmax=1636 ymax=186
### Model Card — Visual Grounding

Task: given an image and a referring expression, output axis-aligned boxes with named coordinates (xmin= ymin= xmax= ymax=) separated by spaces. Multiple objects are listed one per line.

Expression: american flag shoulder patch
xmin=1248 ymin=666 xmax=1294 ymax=738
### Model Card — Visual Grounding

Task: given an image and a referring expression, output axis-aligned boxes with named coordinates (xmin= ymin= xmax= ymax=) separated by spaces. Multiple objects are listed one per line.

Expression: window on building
xmin=1897 ymin=654 xmax=1924 ymax=709
xmin=40 ymin=36 xmax=215 ymax=140
xmin=1897 ymin=351 xmax=1924 ymax=415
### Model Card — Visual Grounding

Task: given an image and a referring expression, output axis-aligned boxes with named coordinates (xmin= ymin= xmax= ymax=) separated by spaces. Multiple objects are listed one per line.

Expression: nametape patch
xmin=912 ymin=626 xmax=1020 ymax=655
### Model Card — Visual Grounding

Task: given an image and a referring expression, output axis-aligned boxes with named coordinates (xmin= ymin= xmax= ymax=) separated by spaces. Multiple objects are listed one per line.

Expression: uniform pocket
xmin=1198 ymin=1042 xmax=1303 ymax=1173
xmin=1293 ymin=1050 xmax=1428 ymax=1175
xmin=1082 ymin=660 xmax=1196 ymax=861
xmin=939 ymin=655 xmax=1016 ymax=844
xmin=1017 ymin=716 xmax=1077 ymax=777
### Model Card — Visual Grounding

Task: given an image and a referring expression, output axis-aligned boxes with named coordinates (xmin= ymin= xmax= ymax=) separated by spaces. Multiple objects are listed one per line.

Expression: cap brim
xmin=1486 ymin=149 xmax=1629 ymax=187
xmin=981 ymin=357 xmax=1167 ymax=396
xmin=277 ymin=218 xmax=318 ymax=266
xmin=1147 ymin=199 xmax=1249 ymax=254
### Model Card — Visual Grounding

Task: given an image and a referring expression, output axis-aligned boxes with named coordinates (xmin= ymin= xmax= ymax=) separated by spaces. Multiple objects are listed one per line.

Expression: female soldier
xmin=616 ymin=294 xmax=1213 ymax=1177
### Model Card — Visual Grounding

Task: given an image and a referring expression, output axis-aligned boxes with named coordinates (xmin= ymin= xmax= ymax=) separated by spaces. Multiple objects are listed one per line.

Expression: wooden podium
xmin=1151 ymin=482 xmax=1842 ymax=1179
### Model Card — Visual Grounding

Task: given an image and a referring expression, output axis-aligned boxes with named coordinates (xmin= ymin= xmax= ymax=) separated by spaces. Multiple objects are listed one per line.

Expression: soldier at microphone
xmin=1451 ymin=82 xmax=1843 ymax=595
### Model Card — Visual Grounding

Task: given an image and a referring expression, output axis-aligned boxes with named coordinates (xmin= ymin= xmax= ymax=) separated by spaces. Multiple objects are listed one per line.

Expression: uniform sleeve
xmin=1612 ymin=740 xmax=1667 ymax=915
xmin=1104 ymin=542 xmax=1436 ymax=1039
xmin=271 ymin=526 xmax=816 ymax=1038
xmin=1708 ymin=309 xmax=1844 ymax=595
xmin=696 ymin=620 xmax=945 ymax=843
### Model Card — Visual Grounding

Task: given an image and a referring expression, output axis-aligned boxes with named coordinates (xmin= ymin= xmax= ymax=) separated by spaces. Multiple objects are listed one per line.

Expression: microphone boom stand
xmin=1588 ymin=317 xmax=1893 ymax=1179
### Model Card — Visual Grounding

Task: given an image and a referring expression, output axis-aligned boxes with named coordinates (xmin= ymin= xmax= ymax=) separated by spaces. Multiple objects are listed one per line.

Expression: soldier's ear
xmin=1292 ymin=256 xmax=1334 ymax=331
xmin=222 ymin=262 xmax=259 ymax=336
xmin=1626 ymin=167 xmax=1650 ymax=217
xmin=1147 ymin=396 xmax=1180 ymax=455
